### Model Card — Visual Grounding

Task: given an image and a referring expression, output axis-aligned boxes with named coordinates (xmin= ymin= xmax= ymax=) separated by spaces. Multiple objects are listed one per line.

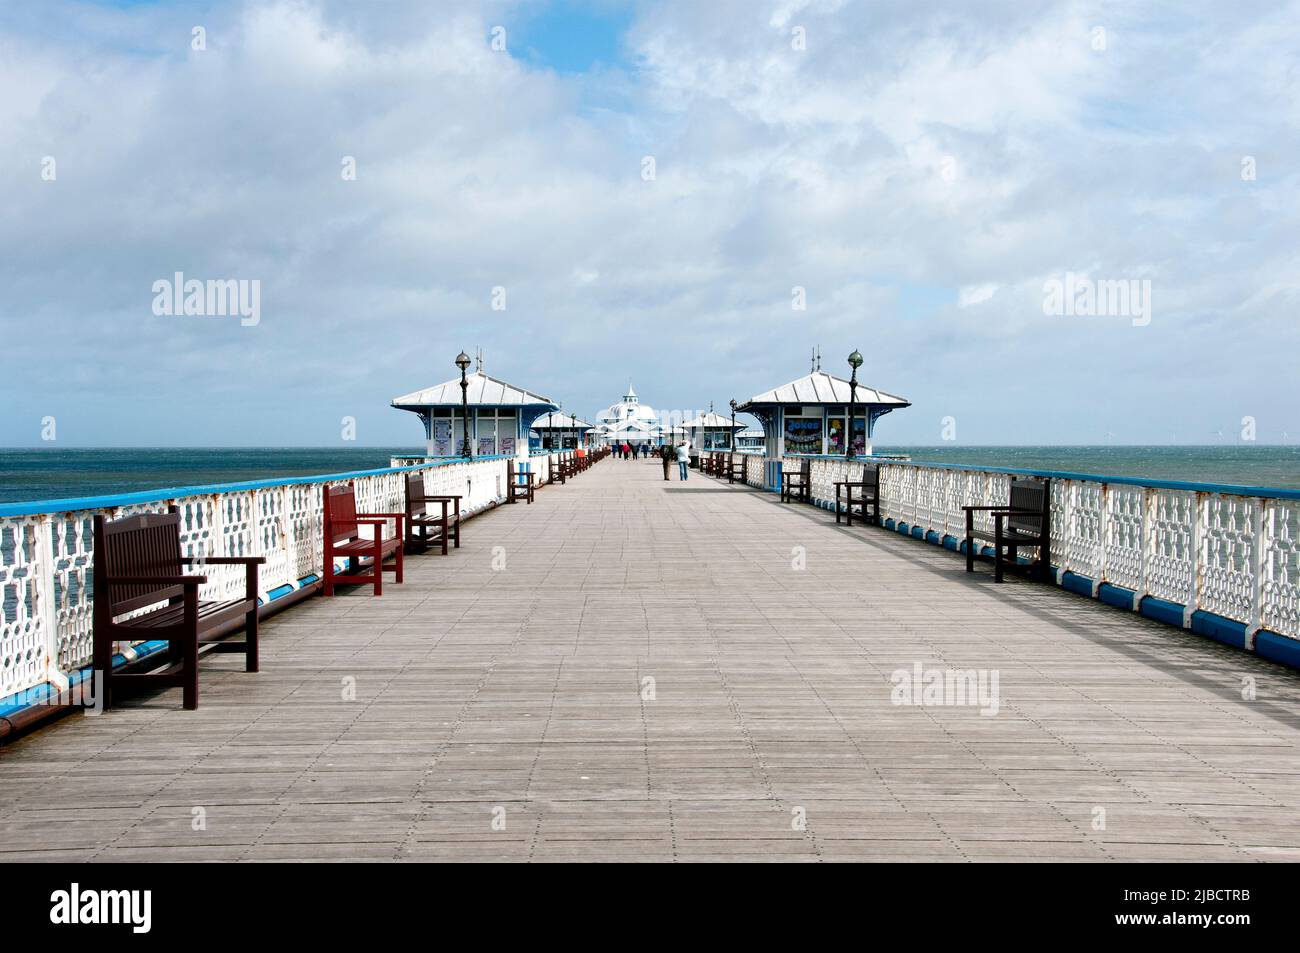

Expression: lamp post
xmin=455 ymin=351 xmax=472 ymax=458
xmin=729 ymin=398 xmax=737 ymax=451
xmin=847 ymin=349 xmax=863 ymax=460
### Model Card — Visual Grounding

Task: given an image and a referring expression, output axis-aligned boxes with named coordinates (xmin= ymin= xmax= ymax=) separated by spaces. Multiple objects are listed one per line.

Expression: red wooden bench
xmin=323 ymin=483 xmax=404 ymax=596
xmin=92 ymin=510 xmax=263 ymax=711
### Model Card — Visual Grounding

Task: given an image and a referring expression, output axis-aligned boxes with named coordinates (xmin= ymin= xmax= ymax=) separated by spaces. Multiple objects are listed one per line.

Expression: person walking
xmin=675 ymin=439 xmax=690 ymax=481
xmin=621 ymin=441 xmax=630 ymax=460
xmin=660 ymin=444 xmax=672 ymax=481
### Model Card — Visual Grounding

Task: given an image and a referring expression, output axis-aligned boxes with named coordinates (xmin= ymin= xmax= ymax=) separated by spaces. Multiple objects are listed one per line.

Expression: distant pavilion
xmin=391 ymin=370 xmax=558 ymax=458
xmin=593 ymin=385 xmax=660 ymax=447
xmin=682 ymin=408 xmax=745 ymax=451
xmin=737 ymin=369 xmax=909 ymax=485
xmin=531 ymin=412 xmax=594 ymax=452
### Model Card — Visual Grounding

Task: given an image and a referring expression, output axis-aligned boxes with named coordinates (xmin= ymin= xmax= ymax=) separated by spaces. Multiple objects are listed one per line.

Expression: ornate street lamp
xmin=846 ymin=349 xmax=863 ymax=460
xmin=729 ymin=398 xmax=738 ymax=450
xmin=455 ymin=351 xmax=472 ymax=458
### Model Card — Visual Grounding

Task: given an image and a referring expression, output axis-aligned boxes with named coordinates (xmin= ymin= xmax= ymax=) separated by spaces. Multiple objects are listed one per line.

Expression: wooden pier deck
xmin=3 ymin=459 xmax=1300 ymax=862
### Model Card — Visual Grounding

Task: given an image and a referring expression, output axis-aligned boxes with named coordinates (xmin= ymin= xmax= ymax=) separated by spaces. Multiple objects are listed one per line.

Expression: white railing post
xmin=1138 ymin=487 xmax=1153 ymax=612
xmin=1188 ymin=492 xmax=1205 ymax=628
xmin=1249 ymin=500 xmax=1267 ymax=648
xmin=35 ymin=515 xmax=67 ymax=692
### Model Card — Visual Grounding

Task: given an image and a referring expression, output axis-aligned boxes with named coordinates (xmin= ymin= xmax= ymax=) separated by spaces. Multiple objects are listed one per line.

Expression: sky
xmin=2 ymin=0 xmax=1298 ymax=447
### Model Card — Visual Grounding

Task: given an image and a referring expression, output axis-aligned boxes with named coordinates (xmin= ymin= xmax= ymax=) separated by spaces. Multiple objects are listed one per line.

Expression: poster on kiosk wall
xmin=432 ymin=419 xmax=453 ymax=456
xmin=784 ymin=417 xmax=822 ymax=455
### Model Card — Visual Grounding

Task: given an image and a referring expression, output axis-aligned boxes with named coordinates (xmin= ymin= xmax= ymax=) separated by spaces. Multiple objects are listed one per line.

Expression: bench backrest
xmin=93 ymin=511 xmax=184 ymax=615
xmin=324 ymin=483 xmax=359 ymax=544
xmin=860 ymin=463 xmax=879 ymax=489
xmin=405 ymin=472 xmax=426 ymax=519
xmin=1008 ymin=478 xmax=1050 ymax=535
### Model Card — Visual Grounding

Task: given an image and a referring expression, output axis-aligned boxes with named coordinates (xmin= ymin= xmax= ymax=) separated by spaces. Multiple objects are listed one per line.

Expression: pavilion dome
xmin=595 ymin=384 xmax=659 ymax=427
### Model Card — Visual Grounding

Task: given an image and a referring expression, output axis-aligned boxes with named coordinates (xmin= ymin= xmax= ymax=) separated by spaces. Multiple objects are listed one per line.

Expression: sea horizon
xmin=3 ymin=444 xmax=1298 ymax=505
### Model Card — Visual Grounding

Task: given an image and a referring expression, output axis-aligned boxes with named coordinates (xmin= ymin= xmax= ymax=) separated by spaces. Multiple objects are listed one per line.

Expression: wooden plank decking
xmin=3 ymin=458 xmax=1300 ymax=862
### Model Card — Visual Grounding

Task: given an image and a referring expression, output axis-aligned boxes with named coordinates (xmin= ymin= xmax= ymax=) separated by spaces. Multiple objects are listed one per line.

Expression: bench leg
xmin=965 ymin=537 xmax=974 ymax=573
xmin=182 ymin=634 xmax=198 ymax=711
xmin=93 ymin=629 xmax=114 ymax=713
xmin=453 ymin=519 xmax=461 ymax=549
xmin=373 ymin=538 xmax=383 ymax=596
xmin=245 ymin=605 xmax=259 ymax=673
xmin=395 ymin=538 xmax=404 ymax=585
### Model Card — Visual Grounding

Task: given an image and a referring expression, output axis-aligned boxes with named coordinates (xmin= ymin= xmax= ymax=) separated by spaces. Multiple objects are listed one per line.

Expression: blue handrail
xmin=783 ymin=454 xmax=1300 ymax=501
xmin=0 ymin=455 xmax=514 ymax=518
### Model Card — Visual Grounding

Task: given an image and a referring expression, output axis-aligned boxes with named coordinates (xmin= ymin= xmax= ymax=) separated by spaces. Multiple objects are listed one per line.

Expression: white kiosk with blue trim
xmin=736 ymin=370 xmax=910 ymax=490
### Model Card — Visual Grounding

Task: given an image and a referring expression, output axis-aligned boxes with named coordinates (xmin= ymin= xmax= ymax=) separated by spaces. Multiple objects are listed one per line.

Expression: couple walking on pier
xmin=661 ymin=441 xmax=690 ymax=482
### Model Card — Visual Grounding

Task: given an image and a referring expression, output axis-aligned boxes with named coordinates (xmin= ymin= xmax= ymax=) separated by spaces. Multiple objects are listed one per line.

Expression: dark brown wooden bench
xmin=781 ymin=457 xmax=811 ymax=503
xmin=963 ymin=477 xmax=1052 ymax=583
xmin=404 ymin=471 xmax=461 ymax=555
xmin=92 ymin=510 xmax=263 ymax=711
xmin=835 ymin=463 xmax=880 ymax=526
xmin=507 ymin=460 xmax=535 ymax=503
xmin=726 ymin=454 xmax=744 ymax=484
xmin=548 ymin=453 xmax=566 ymax=485
xmin=323 ymin=483 xmax=404 ymax=596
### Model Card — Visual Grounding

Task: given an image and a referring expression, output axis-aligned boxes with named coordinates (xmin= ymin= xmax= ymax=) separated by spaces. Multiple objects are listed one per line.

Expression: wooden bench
xmin=726 ymin=454 xmax=744 ymax=484
xmin=548 ymin=453 xmax=566 ymax=486
xmin=835 ymin=463 xmax=880 ymax=526
xmin=781 ymin=458 xmax=811 ymax=504
xmin=507 ymin=460 xmax=535 ymax=503
xmin=92 ymin=510 xmax=264 ymax=711
xmin=403 ymin=471 xmax=461 ymax=555
xmin=323 ymin=483 xmax=404 ymax=596
xmin=963 ymin=478 xmax=1052 ymax=583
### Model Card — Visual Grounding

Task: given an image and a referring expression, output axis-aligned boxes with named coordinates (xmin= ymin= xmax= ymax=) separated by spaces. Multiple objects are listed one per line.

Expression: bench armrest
xmin=183 ymin=556 xmax=266 ymax=565
xmin=962 ymin=505 xmax=1008 ymax=512
xmin=106 ymin=574 xmax=207 ymax=586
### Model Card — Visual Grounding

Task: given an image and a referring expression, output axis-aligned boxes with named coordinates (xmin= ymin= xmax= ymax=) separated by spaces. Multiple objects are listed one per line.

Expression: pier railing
xmin=750 ymin=455 xmax=1300 ymax=651
xmin=0 ymin=455 xmax=511 ymax=702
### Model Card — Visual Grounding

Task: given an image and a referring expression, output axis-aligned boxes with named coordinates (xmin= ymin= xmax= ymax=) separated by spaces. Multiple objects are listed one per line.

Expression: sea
xmin=0 ymin=445 xmax=1298 ymax=505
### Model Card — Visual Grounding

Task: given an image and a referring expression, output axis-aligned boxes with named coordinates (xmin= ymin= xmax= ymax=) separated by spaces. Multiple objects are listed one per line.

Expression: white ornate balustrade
xmin=0 ymin=456 xmax=509 ymax=701
xmin=741 ymin=455 xmax=1300 ymax=648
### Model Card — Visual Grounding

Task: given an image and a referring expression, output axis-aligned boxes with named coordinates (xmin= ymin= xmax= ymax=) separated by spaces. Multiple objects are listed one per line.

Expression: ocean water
xmin=0 ymin=445 xmax=1297 ymax=506
xmin=0 ymin=448 xmax=422 ymax=505
xmin=874 ymin=445 xmax=1300 ymax=489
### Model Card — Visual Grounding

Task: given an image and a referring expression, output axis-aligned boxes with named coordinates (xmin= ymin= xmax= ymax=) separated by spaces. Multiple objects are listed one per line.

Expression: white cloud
xmin=2 ymin=0 xmax=1299 ymax=446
